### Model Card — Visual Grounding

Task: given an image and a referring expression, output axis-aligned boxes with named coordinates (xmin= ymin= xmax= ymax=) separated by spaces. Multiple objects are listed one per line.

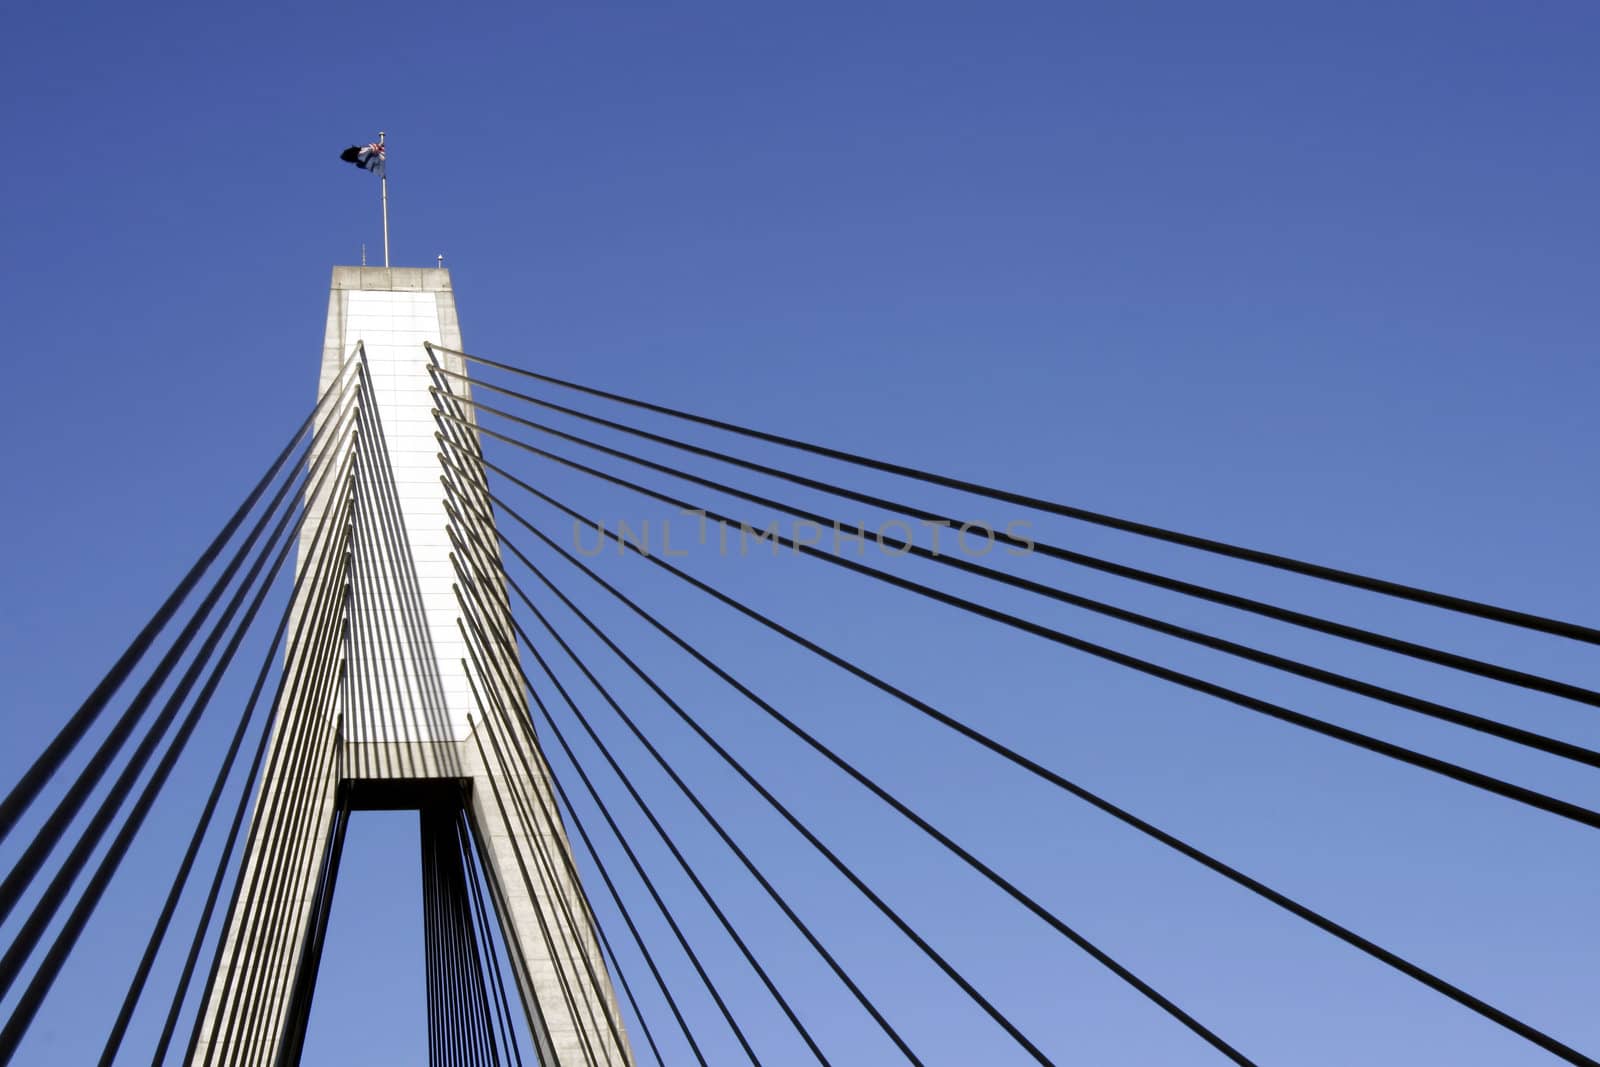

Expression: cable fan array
xmin=0 ymin=337 xmax=1594 ymax=1066
xmin=0 ymin=349 xmax=529 ymax=1067
xmin=425 ymin=342 xmax=1599 ymax=1067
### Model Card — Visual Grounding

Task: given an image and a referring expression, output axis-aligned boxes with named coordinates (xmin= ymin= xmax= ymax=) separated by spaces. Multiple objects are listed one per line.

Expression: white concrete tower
xmin=188 ymin=267 xmax=635 ymax=1067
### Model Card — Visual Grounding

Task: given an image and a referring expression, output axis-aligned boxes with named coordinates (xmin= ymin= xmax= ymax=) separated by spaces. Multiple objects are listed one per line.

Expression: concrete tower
xmin=188 ymin=267 xmax=634 ymax=1066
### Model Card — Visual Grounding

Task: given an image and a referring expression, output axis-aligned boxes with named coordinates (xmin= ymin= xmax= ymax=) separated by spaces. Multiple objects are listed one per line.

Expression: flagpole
xmin=379 ymin=130 xmax=390 ymax=268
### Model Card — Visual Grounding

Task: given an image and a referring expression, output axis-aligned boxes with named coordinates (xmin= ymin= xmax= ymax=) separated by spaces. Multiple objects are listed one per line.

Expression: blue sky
xmin=2 ymin=2 xmax=1598 ymax=1064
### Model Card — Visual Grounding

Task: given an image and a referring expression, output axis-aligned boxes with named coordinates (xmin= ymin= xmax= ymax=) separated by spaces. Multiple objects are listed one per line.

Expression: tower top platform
xmin=330 ymin=265 xmax=453 ymax=292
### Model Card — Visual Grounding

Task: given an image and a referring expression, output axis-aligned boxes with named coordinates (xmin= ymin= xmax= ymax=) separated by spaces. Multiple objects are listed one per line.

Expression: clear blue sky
xmin=2 ymin=2 xmax=1597 ymax=1064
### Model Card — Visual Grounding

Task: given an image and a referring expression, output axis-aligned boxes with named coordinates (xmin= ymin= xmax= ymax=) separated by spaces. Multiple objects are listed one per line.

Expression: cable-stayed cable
xmin=434 ymin=368 xmax=1600 ymax=722
xmin=448 ymin=479 xmax=1257 ymax=1066
xmin=443 ymin=599 xmax=670 ymax=1067
xmin=454 ymin=566 xmax=768 ymax=1066
xmin=220 ymin=374 xmax=440 ymax=1067
xmin=0 ymin=424 xmax=344 ymax=1018
xmin=193 ymin=399 xmax=366 ymax=1067
xmin=98 ymin=419 xmax=359 ymax=1067
xmin=164 ymin=552 xmax=351 ymax=1066
xmin=434 ymin=344 xmax=1600 ymax=645
xmin=0 ymin=396 xmax=359 ymax=1063
xmin=455 ymin=806 xmax=525 ymax=1067
xmin=150 ymin=462 xmax=354 ymax=1066
xmin=446 ymin=368 xmax=686 ymax=1067
xmin=0 ymin=359 xmax=359 ymax=848
xmin=455 ymin=669 xmax=612 ymax=1067
xmin=469 ymin=462 xmax=1598 ymax=1067
xmin=448 ymin=520 xmax=840 ymax=1067
xmin=460 ymin=648 xmax=715 ymax=1067
xmin=437 ymin=387 xmax=1600 ymax=773
xmin=439 ymin=413 xmax=1600 ymax=834
xmin=432 ymin=462 xmax=924 ymax=1064
xmin=435 ymin=429 xmax=1251 ymax=1063
xmin=0 ymin=382 xmax=360 ymax=944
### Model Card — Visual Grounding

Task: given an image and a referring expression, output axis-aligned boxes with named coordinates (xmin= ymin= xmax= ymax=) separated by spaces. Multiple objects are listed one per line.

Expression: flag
xmin=340 ymin=142 xmax=385 ymax=177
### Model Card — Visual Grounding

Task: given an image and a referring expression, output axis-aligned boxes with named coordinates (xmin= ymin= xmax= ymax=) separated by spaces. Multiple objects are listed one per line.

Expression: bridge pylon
xmin=188 ymin=267 xmax=634 ymax=1067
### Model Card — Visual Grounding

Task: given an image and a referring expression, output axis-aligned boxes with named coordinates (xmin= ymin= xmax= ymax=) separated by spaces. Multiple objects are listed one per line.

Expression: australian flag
xmin=340 ymin=142 xmax=385 ymax=177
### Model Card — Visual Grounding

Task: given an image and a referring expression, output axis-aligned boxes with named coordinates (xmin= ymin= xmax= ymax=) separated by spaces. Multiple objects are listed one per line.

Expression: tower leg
xmin=463 ymin=718 xmax=635 ymax=1066
xmin=187 ymin=732 xmax=343 ymax=1067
